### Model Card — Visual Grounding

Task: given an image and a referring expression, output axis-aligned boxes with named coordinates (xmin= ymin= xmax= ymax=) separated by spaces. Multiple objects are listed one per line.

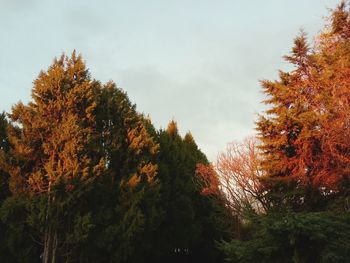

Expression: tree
xmin=196 ymin=137 xmax=268 ymax=217
xmin=152 ymin=121 xmax=201 ymax=261
xmin=78 ymin=82 xmax=160 ymax=263
xmin=3 ymin=52 xmax=105 ymax=262
xmin=0 ymin=52 xmax=162 ymax=263
xmin=220 ymin=209 xmax=350 ymax=263
xmin=256 ymin=1 xmax=350 ymax=210
xmin=152 ymin=121 xmax=229 ymax=263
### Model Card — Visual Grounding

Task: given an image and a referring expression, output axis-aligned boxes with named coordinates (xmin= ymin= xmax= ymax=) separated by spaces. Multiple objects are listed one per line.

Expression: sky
xmin=0 ymin=0 xmax=341 ymax=161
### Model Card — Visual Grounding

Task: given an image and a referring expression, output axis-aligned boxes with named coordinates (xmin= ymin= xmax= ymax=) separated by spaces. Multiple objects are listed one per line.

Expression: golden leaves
xmin=140 ymin=163 xmax=157 ymax=183
xmin=128 ymin=174 xmax=141 ymax=188
xmin=166 ymin=120 xmax=178 ymax=136
xmin=6 ymin=52 xmax=101 ymax=196
xmin=257 ymin=2 xmax=350 ymax=193
xmin=127 ymin=123 xmax=159 ymax=156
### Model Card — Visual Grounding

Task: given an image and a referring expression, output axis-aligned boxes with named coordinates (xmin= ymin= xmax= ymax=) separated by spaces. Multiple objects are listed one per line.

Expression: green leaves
xmin=220 ymin=210 xmax=350 ymax=263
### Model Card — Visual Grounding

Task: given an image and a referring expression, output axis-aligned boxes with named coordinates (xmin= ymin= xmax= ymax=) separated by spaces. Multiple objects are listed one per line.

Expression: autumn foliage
xmin=257 ymin=2 xmax=350 ymax=203
xmin=196 ymin=137 xmax=267 ymax=216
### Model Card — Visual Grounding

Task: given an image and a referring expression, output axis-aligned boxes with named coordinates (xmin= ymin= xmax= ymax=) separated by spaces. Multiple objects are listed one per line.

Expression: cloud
xmin=0 ymin=0 xmax=340 ymax=161
xmin=115 ymin=61 xmax=262 ymax=161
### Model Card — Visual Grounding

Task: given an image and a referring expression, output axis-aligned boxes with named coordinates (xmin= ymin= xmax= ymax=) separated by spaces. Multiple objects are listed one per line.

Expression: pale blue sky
xmin=0 ymin=0 xmax=340 ymax=160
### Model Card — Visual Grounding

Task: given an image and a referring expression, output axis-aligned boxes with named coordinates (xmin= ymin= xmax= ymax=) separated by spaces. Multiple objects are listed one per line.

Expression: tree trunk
xmin=43 ymin=189 xmax=58 ymax=263
xmin=51 ymin=230 xmax=58 ymax=263
xmin=43 ymin=227 xmax=58 ymax=263
xmin=42 ymin=225 xmax=51 ymax=263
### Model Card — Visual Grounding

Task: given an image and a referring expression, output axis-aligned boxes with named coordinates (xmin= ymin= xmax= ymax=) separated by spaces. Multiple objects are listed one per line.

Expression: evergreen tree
xmin=77 ymin=82 xmax=160 ymax=263
xmin=220 ymin=208 xmax=350 ymax=263
xmin=1 ymin=52 xmax=161 ymax=263
xmin=3 ymin=52 xmax=105 ymax=262
xmin=152 ymin=121 xmax=228 ymax=263
xmin=256 ymin=1 xmax=350 ymax=210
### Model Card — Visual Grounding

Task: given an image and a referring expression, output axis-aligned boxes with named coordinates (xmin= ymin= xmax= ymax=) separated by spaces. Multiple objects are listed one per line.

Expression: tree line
xmin=1 ymin=1 xmax=350 ymax=263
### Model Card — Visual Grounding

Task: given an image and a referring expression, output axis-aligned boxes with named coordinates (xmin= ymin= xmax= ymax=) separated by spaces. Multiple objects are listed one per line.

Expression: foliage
xmin=196 ymin=137 xmax=268 ymax=217
xmin=256 ymin=1 xmax=350 ymax=209
xmin=220 ymin=209 xmax=350 ymax=263
xmin=150 ymin=121 xmax=231 ymax=263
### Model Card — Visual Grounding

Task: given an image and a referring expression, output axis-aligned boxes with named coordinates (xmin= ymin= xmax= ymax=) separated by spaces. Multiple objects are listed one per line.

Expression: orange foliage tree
xmin=196 ymin=137 xmax=268 ymax=217
xmin=6 ymin=52 xmax=105 ymax=263
xmin=256 ymin=2 xmax=350 ymax=209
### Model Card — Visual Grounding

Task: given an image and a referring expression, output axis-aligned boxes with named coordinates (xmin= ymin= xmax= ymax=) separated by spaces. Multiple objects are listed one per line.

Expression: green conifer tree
xmin=74 ymin=82 xmax=160 ymax=263
xmin=152 ymin=121 xmax=228 ymax=263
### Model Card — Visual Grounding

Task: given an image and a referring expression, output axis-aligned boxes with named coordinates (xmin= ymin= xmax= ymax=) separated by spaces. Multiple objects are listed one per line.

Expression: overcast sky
xmin=0 ymin=0 xmax=340 ymax=160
